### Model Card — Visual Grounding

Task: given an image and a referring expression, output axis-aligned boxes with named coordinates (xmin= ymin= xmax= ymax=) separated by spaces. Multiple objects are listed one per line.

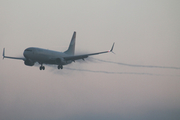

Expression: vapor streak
xmin=92 ymin=58 xmax=180 ymax=70
xmin=65 ymin=67 xmax=165 ymax=76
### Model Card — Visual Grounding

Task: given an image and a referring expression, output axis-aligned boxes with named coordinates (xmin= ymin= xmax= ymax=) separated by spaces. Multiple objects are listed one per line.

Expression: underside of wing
xmin=64 ymin=51 xmax=109 ymax=61
xmin=3 ymin=56 xmax=26 ymax=60
xmin=64 ymin=55 xmax=88 ymax=61
xmin=3 ymin=48 xmax=26 ymax=61
xmin=63 ymin=43 xmax=115 ymax=61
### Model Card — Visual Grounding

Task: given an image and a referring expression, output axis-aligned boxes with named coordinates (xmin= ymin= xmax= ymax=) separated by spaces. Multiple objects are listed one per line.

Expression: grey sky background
xmin=0 ymin=0 xmax=180 ymax=120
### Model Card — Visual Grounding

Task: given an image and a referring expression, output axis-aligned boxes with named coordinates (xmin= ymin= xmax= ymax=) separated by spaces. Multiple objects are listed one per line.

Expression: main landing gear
xmin=39 ymin=64 xmax=63 ymax=70
xmin=39 ymin=64 xmax=45 ymax=70
xmin=58 ymin=65 xmax=63 ymax=69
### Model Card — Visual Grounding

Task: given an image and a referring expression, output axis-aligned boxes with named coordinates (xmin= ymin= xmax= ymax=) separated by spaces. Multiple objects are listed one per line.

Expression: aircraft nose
xmin=23 ymin=50 xmax=28 ymax=58
xmin=23 ymin=51 xmax=26 ymax=57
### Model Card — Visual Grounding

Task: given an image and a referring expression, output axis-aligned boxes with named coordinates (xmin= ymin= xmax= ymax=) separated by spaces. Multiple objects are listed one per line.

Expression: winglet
xmin=3 ymin=48 xmax=5 ymax=59
xmin=109 ymin=43 xmax=115 ymax=54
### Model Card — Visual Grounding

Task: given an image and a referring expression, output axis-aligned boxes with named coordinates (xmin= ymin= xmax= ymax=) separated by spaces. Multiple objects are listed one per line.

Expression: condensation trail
xmin=64 ymin=67 xmax=164 ymax=76
xmin=92 ymin=58 xmax=180 ymax=70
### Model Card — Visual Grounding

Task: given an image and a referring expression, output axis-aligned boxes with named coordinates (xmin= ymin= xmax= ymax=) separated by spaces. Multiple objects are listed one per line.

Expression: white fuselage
xmin=3 ymin=32 xmax=114 ymax=70
xmin=23 ymin=47 xmax=72 ymax=65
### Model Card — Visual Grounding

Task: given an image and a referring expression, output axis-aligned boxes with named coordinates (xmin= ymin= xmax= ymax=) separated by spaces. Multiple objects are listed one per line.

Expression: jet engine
xmin=56 ymin=58 xmax=66 ymax=65
xmin=24 ymin=59 xmax=34 ymax=66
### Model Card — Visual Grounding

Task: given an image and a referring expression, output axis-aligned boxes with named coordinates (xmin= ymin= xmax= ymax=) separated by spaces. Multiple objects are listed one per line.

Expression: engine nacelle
xmin=56 ymin=58 xmax=66 ymax=65
xmin=24 ymin=59 xmax=34 ymax=66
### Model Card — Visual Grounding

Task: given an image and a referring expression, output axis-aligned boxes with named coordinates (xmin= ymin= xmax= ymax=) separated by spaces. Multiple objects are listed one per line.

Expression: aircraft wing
xmin=64 ymin=43 xmax=115 ymax=61
xmin=3 ymin=48 xmax=26 ymax=61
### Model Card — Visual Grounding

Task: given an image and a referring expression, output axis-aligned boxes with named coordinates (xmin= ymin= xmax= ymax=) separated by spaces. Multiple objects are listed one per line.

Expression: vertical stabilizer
xmin=64 ymin=32 xmax=76 ymax=55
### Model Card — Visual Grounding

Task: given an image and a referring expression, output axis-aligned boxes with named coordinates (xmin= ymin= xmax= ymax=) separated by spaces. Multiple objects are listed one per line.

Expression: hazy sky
xmin=1 ymin=0 xmax=180 ymax=120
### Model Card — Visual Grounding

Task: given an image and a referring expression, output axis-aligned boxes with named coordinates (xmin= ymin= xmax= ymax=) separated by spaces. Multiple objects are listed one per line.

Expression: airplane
xmin=3 ymin=31 xmax=115 ymax=70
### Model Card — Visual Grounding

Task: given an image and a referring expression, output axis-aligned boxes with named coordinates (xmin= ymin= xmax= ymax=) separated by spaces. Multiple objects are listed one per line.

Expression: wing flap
xmin=64 ymin=55 xmax=88 ymax=61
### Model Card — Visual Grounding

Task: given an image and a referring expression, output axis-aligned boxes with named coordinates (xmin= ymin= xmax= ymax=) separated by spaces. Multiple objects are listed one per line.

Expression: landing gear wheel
xmin=58 ymin=65 xmax=60 ymax=69
xmin=58 ymin=65 xmax=63 ymax=69
xmin=42 ymin=66 xmax=45 ymax=70
xmin=40 ymin=66 xmax=45 ymax=70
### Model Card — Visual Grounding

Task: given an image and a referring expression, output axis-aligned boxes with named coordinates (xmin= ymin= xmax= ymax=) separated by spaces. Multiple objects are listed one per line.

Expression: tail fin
xmin=64 ymin=31 xmax=76 ymax=55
